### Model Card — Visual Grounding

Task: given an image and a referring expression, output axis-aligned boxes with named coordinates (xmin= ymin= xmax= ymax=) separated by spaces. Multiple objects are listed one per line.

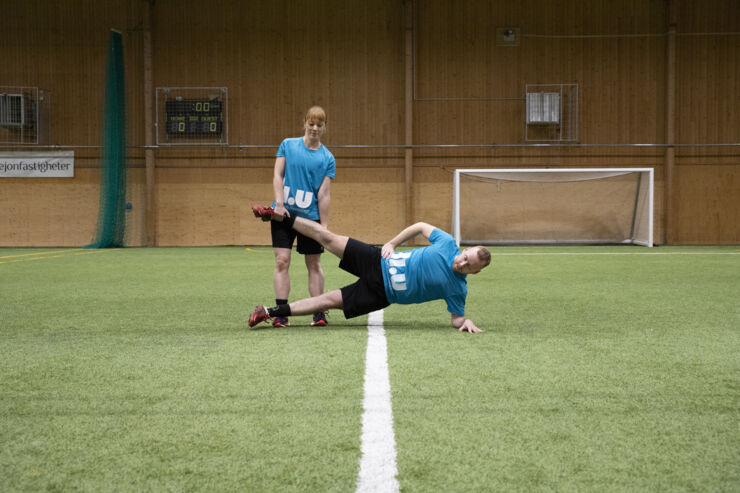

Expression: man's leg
xmin=289 ymin=289 xmax=342 ymax=315
xmin=249 ymin=290 xmax=343 ymax=327
xmin=291 ymin=217 xmax=349 ymax=259
xmin=253 ymin=205 xmax=349 ymax=258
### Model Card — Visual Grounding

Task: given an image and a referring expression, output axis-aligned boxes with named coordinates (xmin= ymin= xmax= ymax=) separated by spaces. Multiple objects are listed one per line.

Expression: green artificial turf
xmin=1 ymin=246 xmax=738 ymax=492
xmin=1 ymin=247 xmax=365 ymax=492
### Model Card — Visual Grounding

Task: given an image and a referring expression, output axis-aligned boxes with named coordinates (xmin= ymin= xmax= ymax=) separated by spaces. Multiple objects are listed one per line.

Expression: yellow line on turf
xmin=0 ymin=249 xmax=83 ymax=259
xmin=0 ymin=248 xmax=118 ymax=264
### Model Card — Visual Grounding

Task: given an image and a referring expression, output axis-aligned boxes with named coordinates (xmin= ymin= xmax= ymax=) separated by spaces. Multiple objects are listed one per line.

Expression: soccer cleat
xmin=248 ymin=305 xmax=271 ymax=327
xmin=252 ymin=204 xmax=275 ymax=222
xmin=272 ymin=316 xmax=290 ymax=328
xmin=311 ymin=311 xmax=328 ymax=327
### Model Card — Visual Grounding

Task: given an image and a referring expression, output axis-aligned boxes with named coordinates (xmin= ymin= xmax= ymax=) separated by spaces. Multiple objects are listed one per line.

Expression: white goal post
xmin=452 ymin=168 xmax=654 ymax=247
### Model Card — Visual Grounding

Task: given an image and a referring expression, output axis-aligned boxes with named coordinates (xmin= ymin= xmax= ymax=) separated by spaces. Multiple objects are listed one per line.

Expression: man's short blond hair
xmin=475 ymin=246 xmax=491 ymax=268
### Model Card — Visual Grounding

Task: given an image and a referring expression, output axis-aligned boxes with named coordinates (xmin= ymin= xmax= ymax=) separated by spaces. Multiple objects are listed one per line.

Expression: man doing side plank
xmin=249 ymin=205 xmax=491 ymax=333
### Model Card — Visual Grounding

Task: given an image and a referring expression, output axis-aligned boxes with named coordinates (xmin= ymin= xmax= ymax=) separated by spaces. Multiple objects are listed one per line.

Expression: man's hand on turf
xmin=452 ymin=315 xmax=484 ymax=333
xmin=459 ymin=319 xmax=483 ymax=333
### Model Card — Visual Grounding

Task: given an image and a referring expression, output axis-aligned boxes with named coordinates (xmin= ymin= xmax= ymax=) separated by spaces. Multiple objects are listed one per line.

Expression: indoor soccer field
xmin=1 ymin=245 xmax=738 ymax=492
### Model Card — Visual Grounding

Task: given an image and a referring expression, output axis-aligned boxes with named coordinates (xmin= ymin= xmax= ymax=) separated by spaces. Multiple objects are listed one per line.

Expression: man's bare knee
xmin=305 ymin=255 xmax=323 ymax=273
xmin=319 ymin=290 xmax=343 ymax=311
xmin=274 ymin=252 xmax=291 ymax=272
xmin=291 ymin=289 xmax=342 ymax=315
xmin=313 ymin=290 xmax=342 ymax=311
xmin=314 ymin=226 xmax=335 ymax=247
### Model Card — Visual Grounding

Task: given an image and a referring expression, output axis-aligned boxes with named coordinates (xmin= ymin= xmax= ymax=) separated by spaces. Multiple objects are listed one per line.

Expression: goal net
xmin=452 ymin=168 xmax=654 ymax=247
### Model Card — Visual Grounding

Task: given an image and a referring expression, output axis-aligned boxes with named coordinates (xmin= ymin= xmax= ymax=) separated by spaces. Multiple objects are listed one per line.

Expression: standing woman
xmin=270 ymin=106 xmax=335 ymax=327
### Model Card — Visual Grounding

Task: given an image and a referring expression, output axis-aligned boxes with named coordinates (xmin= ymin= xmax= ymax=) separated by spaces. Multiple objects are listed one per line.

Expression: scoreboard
xmin=165 ymin=99 xmax=223 ymax=136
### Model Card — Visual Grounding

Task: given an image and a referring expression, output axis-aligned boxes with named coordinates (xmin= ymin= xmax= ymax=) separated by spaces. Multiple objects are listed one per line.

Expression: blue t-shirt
xmin=380 ymin=229 xmax=468 ymax=316
xmin=273 ymin=137 xmax=335 ymax=220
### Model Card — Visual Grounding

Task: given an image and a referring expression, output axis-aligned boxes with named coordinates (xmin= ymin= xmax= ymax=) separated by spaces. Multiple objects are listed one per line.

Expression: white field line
xmin=356 ymin=309 xmax=400 ymax=493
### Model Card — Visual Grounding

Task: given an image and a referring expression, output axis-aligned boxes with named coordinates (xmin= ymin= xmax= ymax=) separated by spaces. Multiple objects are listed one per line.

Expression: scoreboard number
xmin=165 ymin=99 xmax=223 ymax=136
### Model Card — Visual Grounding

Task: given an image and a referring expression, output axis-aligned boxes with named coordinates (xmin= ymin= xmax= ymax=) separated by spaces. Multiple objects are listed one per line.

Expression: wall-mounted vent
xmin=0 ymin=93 xmax=35 ymax=128
xmin=524 ymin=84 xmax=578 ymax=142
xmin=526 ymin=92 xmax=560 ymax=124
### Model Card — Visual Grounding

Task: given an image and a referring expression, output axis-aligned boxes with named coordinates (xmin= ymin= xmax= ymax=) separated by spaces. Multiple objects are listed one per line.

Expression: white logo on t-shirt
xmin=283 ymin=186 xmax=313 ymax=208
xmin=387 ymin=251 xmax=412 ymax=291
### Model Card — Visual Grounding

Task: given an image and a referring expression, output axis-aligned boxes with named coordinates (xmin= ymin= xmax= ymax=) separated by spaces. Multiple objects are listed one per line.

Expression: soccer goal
xmin=452 ymin=168 xmax=654 ymax=247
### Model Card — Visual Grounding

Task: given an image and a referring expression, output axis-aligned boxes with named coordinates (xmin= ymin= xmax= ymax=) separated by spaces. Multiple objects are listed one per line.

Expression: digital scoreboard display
xmin=165 ymin=99 xmax=223 ymax=136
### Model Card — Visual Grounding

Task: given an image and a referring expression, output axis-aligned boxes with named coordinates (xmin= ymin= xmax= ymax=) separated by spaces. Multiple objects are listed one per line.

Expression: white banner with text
xmin=0 ymin=151 xmax=75 ymax=178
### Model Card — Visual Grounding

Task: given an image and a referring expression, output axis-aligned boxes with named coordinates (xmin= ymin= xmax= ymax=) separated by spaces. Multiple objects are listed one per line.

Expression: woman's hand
xmin=274 ymin=204 xmax=290 ymax=218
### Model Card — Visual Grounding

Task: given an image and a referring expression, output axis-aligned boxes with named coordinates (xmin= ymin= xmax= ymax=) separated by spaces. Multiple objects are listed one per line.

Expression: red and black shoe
xmin=248 ymin=305 xmax=272 ymax=327
xmin=272 ymin=316 xmax=290 ymax=328
xmin=311 ymin=311 xmax=328 ymax=327
xmin=252 ymin=204 xmax=275 ymax=222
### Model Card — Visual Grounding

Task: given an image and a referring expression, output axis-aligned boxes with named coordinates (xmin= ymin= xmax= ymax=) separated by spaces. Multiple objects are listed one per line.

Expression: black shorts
xmin=339 ymin=238 xmax=390 ymax=319
xmin=271 ymin=218 xmax=324 ymax=255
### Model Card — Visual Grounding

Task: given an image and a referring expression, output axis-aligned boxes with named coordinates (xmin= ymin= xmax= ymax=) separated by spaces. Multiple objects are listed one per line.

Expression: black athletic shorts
xmin=271 ymin=217 xmax=324 ymax=255
xmin=339 ymin=238 xmax=390 ymax=319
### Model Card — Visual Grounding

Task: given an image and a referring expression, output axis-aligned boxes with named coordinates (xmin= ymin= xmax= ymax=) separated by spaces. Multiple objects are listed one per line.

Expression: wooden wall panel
xmin=156 ymin=168 xmax=253 ymax=246
xmin=0 ymin=170 xmax=98 ymax=246
xmin=413 ymin=167 xmax=456 ymax=234
xmin=413 ymin=0 xmax=666 ymax=146
xmin=124 ymin=168 xmax=147 ymax=247
xmin=0 ymin=166 xmax=147 ymax=248
xmin=673 ymin=0 xmax=740 ymax=243
xmin=152 ymin=167 xmax=405 ymax=246
xmin=1 ymin=0 xmax=145 ymax=147
xmin=676 ymin=4 xmax=740 ymax=145
xmin=327 ymin=168 xmax=406 ymax=243
xmin=1 ymin=0 xmax=737 ymax=246
xmin=674 ymin=164 xmax=740 ymax=244
xmin=153 ymin=0 xmax=405 ymax=148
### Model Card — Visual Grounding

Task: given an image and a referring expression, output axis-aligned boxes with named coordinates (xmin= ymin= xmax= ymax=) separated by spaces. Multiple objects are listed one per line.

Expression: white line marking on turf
xmin=356 ymin=309 xmax=400 ymax=493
